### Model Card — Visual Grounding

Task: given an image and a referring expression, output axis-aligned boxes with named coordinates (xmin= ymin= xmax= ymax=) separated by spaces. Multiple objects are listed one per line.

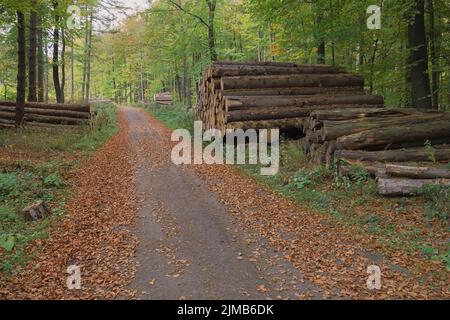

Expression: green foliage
xmin=418 ymin=185 xmax=449 ymax=222
xmin=289 ymin=169 xmax=312 ymax=190
xmin=424 ymin=140 xmax=437 ymax=163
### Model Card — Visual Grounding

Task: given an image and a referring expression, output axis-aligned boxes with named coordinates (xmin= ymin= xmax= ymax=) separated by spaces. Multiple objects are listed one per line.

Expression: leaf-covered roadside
xmin=0 ymin=103 xmax=118 ymax=274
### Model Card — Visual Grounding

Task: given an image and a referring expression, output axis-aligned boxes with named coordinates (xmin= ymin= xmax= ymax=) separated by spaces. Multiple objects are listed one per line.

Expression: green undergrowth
xmin=0 ymin=103 xmax=118 ymax=273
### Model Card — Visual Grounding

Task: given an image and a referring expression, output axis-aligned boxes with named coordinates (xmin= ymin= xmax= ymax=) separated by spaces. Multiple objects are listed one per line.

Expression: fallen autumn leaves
xmin=0 ymin=112 xmax=138 ymax=299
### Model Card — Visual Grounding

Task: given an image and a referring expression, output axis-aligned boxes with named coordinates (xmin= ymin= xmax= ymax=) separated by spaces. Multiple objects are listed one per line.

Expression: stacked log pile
xmin=196 ymin=61 xmax=382 ymax=133
xmin=0 ymin=100 xmax=92 ymax=128
xmin=197 ymin=61 xmax=450 ymax=196
xmin=154 ymin=92 xmax=173 ymax=106
xmin=302 ymin=107 xmax=450 ymax=195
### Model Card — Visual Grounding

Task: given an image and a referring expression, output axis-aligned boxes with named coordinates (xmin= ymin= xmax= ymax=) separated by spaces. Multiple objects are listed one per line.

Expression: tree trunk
xmin=206 ymin=0 xmax=218 ymax=61
xmin=427 ymin=0 xmax=439 ymax=109
xmin=28 ymin=1 xmax=38 ymax=102
xmin=16 ymin=11 xmax=26 ymax=127
xmin=52 ymin=1 xmax=63 ymax=103
xmin=407 ymin=0 xmax=432 ymax=108
xmin=84 ymin=8 xmax=93 ymax=104
xmin=37 ymin=15 xmax=45 ymax=102
xmin=61 ymin=28 xmax=65 ymax=103
xmin=70 ymin=42 xmax=74 ymax=102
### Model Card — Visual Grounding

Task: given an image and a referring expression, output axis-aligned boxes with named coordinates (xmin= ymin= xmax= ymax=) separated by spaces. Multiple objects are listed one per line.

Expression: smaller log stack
xmin=154 ymin=92 xmax=173 ymax=106
xmin=0 ymin=100 xmax=92 ymax=127
xmin=196 ymin=61 xmax=382 ymax=134
xmin=302 ymin=107 xmax=450 ymax=195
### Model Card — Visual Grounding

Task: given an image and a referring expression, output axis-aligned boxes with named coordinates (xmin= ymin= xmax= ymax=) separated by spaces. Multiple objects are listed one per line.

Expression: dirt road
xmin=123 ymin=107 xmax=324 ymax=299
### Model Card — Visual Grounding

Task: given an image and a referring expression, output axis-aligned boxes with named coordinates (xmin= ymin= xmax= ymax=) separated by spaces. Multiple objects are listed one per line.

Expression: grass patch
xmin=0 ymin=103 xmax=118 ymax=273
xmin=140 ymin=102 xmax=196 ymax=133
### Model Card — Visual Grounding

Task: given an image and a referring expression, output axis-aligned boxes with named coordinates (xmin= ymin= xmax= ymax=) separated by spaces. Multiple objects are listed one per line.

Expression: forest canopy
xmin=0 ymin=0 xmax=449 ymax=112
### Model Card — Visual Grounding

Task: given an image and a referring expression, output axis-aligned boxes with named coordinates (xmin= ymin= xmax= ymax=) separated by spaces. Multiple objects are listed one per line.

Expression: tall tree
xmin=37 ymin=14 xmax=45 ymax=102
xmin=28 ymin=0 xmax=38 ymax=102
xmin=52 ymin=0 xmax=63 ymax=103
xmin=407 ymin=0 xmax=432 ymax=108
xmin=16 ymin=10 xmax=26 ymax=126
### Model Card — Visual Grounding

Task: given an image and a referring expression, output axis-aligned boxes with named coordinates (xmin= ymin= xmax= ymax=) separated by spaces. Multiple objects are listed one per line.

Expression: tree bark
xmin=206 ymin=0 xmax=218 ymax=61
xmin=336 ymin=120 xmax=450 ymax=150
xmin=335 ymin=146 xmax=450 ymax=163
xmin=37 ymin=15 xmax=45 ymax=102
xmin=16 ymin=10 xmax=26 ymax=126
xmin=407 ymin=0 xmax=432 ymax=108
xmin=52 ymin=1 xmax=63 ymax=103
xmin=377 ymin=177 xmax=450 ymax=196
xmin=220 ymin=74 xmax=364 ymax=90
xmin=28 ymin=1 xmax=38 ymax=102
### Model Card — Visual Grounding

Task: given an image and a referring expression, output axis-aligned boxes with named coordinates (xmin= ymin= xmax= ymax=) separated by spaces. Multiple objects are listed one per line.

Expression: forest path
xmin=122 ymin=107 xmax=324 ymax=300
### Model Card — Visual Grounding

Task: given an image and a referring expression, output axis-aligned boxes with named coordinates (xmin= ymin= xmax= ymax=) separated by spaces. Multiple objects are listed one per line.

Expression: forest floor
xmin=0 ymin=106 xmax=448 ymax=299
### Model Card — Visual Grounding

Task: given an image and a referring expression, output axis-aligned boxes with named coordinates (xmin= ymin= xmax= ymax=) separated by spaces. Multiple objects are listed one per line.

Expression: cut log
xmin=220 ymin=74 xmax=365 ymax=90
xmin=226 ymin=104 xmax=385 ymax=122
xmin=310 ymin=108 xmax=422 ymax=121
xmin=226 ymin=118 xmax=304 ymax=131
xmin=0 ymin=100 xmax=90 ymax=112
xmin=22 ymin=200 xmax=51 ymax=221
xmin=219 ymin=86 xmax=363 ymax=97
xmin=224 ymin=94 xmax=384 ymax=111
xmin=335 ymin=145 xmax=450 ymax=163
xmin=210 ymin=65 xmax=343 ymax=77
xmin=0 ymin=110 xmax=88 ymax=125
xmin=384 ymin=163 xmax=450 ymax=179
xmin=336 ymin=120 xmax=450 ymax=150
xmin=0 ymin=105 xmax=91 ymax=119
xmin=321 ymin=113 xmax=449 ymax=141
xmin=377 ymin=177 xmax=450 ymax=196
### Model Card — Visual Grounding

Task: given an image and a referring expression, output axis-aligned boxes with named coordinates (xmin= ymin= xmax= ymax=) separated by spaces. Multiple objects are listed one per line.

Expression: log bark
xmin=226 ymin=104 xmax=384 ymax=122
xmin=335 ymin=145 xmax=450 ymax=163
xmin=377 ymin=177 xmax=450 ymax=196
xmin=22 ymin=200 xmax=51 ymax=221
xmin=220 ymin=86 xmax=363 ymax=97
xmin=0 ymin=111 xmax=88 ymax=125
xmin=321 ymin=113 xmax=448 ymax=141
xmin=311 ymin=108 xmax=422 ymax=121
xmin=224 ymin=94 xmax=383 ymax=111
xmin=0 ymin=100 xmax=90 ymax=112
xmin=220 ymin=74 xmax=364 ymax=90
xmin=384 ymin=163 xmax=450 ymax=179
xmin=336 ymin=120 xmax=450 ymax=150
xmin=210 ymin=64 xmax=343 ymax=77
xmin=226 ymin=118 xmax=304 ymax=131
xmin=0 ymin=105 xmax=90 ymax=119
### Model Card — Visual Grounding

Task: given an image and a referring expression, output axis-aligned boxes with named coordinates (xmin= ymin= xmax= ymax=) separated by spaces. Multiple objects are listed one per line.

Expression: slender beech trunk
xmin=84 ymin=8 xmax=93 ymax=103
xmin=52 ymin=1 xmax=63 ymax=103
xmin=37 ymin=16 xmax=45 ymax=102
xmin=206 ymin=0 xmax=218 ymax=61
xmin=427 ymin=0 xmax=439 ymax=109
xmin=70 ymin=42 xmax=74 ymax=102
xmin=28 ymin=1 xmax=38 ymax=102
xmin=61 ymin=28 xmax=65 ymax=103
xmin=16 ymin=11 xmax=26 ymax=126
